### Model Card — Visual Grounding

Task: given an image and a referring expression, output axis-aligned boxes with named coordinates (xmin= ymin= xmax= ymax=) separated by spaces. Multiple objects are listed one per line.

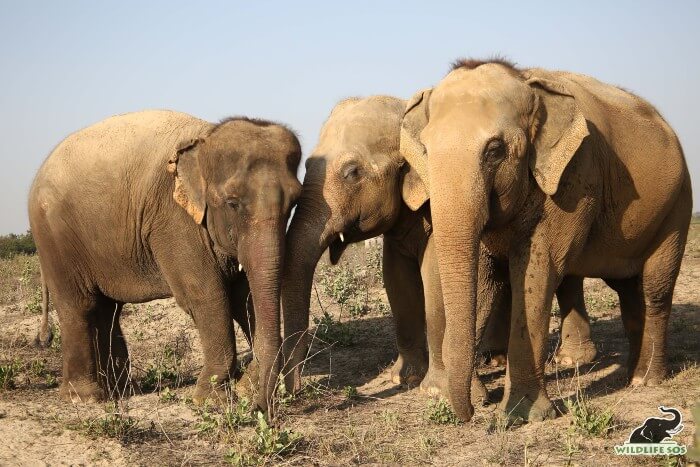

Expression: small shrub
xmin=159 ymin=387 xmax=177 ymax=402
xmin=425 ymin=398 xmax=461 ymax=425
xmin=80 ymin=402 xmax=139 ymax=440
xmin=140 ymin=344 xmax=183 ymax=392
xmin=0 ymin=360 xmax=20 ymax=389
xmin=564 ymin=391 xmax=614 ymax=437
xmin=312 ymin=311 xmax=355 ymax=346
xmin=343 ymin=385 xmax=358 ymax=400
xmin=253 ymin=411 xmax=302 ymax=457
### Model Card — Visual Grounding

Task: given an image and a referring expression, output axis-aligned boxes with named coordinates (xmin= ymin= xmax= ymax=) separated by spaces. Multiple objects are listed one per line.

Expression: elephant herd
xmin=28 ymin=58 xmax=692 ymax=425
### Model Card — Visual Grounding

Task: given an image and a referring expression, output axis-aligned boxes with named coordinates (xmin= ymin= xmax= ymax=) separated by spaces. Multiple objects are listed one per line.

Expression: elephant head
xmin=282 ymin=96 xmax=428 ymax=392
xmin=169 ymin=117 xmax=302 ymax=412
xmin=400 ymin=59 xmax=589 ymax=420
xmin=629 ymin=406 xmax=684 ymax=443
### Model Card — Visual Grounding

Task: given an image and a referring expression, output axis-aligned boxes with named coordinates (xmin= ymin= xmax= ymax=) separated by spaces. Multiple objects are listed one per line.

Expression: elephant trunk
xmin=659 ymin=406 xmax=683 ymax=431
xmin=281 ymin=191 xmax=330 ymax=393
xmin=245 ymin=220 xmax=285 ymax=414
xmin=429 ymin=155 xmax=489 ymax=422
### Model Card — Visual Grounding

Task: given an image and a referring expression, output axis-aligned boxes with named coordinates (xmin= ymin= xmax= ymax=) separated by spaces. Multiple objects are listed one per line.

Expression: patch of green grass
xmin=79 ymin=402 xmax=140 ymax=441
xmin=564 ymin=390 xmax=615 ymax=437
xmin=343 ymin=385 xmax=358 ymax=400
xmin=0 ymin=360 xmax=20 ymax=389
xmin=29 ymin=358 xmax=58 ymax=387
xmin=425 ymin=398 xmax=461 ymax=426
xmin=140 ymin=344 xmax=184 ymax=392
xmin=196 ymin=397 xmax=256 ymax=437
xmin=312 ymin=311 xmax=356 ymax=347
xmin=223 ymin=412 xmax=302 ymax=466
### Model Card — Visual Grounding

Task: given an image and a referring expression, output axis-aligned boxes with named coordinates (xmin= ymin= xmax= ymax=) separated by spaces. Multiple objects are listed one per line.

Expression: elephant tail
xmin=34 ymin=260 xmax=53 ymax=348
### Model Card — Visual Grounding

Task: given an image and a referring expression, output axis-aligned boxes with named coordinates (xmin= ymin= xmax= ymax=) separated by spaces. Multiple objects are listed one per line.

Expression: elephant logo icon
xmin=615 ymin=406 xmax=687 ymax=456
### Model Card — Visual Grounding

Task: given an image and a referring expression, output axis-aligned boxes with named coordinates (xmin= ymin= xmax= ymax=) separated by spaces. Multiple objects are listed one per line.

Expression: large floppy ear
xmin=524 ymin=73 xmax=589 ymax=196
xmin=400 ymin=88 xmax=432 ymax=210
xmin=167 ymin=138 xmax=207 ymax=224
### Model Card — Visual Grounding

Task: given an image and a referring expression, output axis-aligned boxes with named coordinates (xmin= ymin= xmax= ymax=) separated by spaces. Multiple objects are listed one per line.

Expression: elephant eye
xmin=226 ymin=197 xmax=241 ymax=211
xmin=484 ymin=138 xmax=506 ymax=162
xmin=341 ymin=162 xmax=362 ymax=182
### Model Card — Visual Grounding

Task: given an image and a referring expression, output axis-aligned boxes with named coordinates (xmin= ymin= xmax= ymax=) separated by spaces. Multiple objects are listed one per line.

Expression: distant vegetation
xmin=0 ymin=231 xmax=37 ymax=259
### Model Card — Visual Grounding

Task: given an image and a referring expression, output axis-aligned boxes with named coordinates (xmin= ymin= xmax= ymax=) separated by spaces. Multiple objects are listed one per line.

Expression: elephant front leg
xmin=383 ymin=240 xmax=428 ymax=387
xmin=185 ymin=295 xmax=238 ymax=405
xmin=554 ymin=276 xmax=597 ymax=366
xmin=501 ymin=238 xmax=559 ymax=423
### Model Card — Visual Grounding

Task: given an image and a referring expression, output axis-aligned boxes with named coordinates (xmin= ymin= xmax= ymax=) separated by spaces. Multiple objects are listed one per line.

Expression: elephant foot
xmin=419 ymin=369 xmax=489 ymax=406
xmin=192 ymin=382 xmax=230 ymax=406
xmin=484 ymin=352 xmax=507 ymax=368
xmin=499 ymin=387 xmax=556 ymax=423
xmin=419 ymin=367 xmax=448 ymax=397
xmin=389 ymin=353 xmax=427 ymax=388
xmin=629 ymin=372 xmax=665 ymax=388
xmin=555 ymin=340 xmax=597 ymax=366
xmin=60 ymin=380 xmax=105 ymax=403
xmin=34 ymin=329 xmax=53 ymax=349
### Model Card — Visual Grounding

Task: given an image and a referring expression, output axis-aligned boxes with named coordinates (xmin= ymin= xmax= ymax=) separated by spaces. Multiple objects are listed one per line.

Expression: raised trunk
xmin=245 ymin=222 xmax=284 ymax=414
xmin=429 ymin=158 xmax=488 ymax=422
xmin=658 ymin=407 xmax=682 ymax=431
xmin=281 ymin=197 xmax=329 ymax=392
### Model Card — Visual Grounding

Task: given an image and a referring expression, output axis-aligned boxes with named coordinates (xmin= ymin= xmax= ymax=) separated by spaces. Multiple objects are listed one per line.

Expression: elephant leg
xmin=420 ymin=237 xmax=488 ymax=404
xmin=501 ymin=234 xmax=558 ymax=422
xmin=605 ymin=277 xmax=645 ymax=380
xmin=383 ymin=239 xmax=428 ymax=387
xmin=94 ymin=300 xmax=131 ymax=398
xmin=633 ymin=217 xmax=687 ymax=386
xmin=54 ymin=292 xmax=105 ymax=402
xmin=554 ymin=276 xmax=597 ymax=366
xmin=477 ymin=248 xmax=511 ymax=367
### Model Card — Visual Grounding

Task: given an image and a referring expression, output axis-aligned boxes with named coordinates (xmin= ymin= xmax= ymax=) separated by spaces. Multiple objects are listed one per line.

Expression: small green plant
xmin=50 ymin=323 xmax=61 ymax=351
xmin=0 ymin=360 xmax=20 ymax=389
xmin=253 ymin=411 xmax=302 ymax=457
xmin=275 ymin=381 xmax=295 ymax=407
xmin=196 ymin=397 xmax=256 ymax=437
xmin=312 ymin=311 xmax=355 ymax=347
xmin=425 ymin=398 xmax=461 ymax=425
xmin=343 ymin=385 xmax=358 ymax=400
xmin=29 ymin=358 xmax=57 ymax=387
xmin=81 ymin=402 xmax=139 ymax=440
xmin=564 ymin=390 xmax=614 ymax=437
xmin=141 ymin=344 xmax=183 ymax=392
xmin=159 ymin=387 xmax=177 ymax=402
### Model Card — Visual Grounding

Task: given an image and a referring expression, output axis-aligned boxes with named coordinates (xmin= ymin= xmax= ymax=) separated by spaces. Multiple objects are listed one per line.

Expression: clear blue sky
xmin=1 ymin=1 xmax=698 ymax=234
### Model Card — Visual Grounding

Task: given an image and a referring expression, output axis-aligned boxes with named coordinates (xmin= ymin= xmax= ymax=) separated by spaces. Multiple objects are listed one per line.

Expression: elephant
xmin=400 ymin=58 xmax=692 ymax=422
xmin=280 ymin=95 xmax=595 ymax=401
xmin=28 ymin=110 xmax=302 ymax=413
xmin=628 ymin=406 xmax=683 ymax=443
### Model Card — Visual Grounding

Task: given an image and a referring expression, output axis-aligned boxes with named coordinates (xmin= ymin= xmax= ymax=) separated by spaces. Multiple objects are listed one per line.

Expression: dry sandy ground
xmin=0 ymin=225 xmax=698 ymax=466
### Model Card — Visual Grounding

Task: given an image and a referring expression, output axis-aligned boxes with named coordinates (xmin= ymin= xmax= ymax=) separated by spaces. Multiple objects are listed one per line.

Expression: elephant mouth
xmin=328 ymin=236 xmax=348 ymax=265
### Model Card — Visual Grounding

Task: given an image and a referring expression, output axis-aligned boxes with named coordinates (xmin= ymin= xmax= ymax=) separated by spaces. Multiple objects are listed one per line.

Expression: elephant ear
xmin=400 ymin=88 xmax=432 ymax=211
xmin=167 ymin=138 xmax=207 ymax=224
xmin=524 ymin=73 xmax=589 ymax=196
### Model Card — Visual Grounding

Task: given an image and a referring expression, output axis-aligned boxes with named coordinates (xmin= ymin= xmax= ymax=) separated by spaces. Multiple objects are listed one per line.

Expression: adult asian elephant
xmin=401 ymin=59 xmax=692 ymax=422
xmin=280 ymin=96 xmax=594 ymax=399
xmin=28 ymin=110 xmax=302 ymax=414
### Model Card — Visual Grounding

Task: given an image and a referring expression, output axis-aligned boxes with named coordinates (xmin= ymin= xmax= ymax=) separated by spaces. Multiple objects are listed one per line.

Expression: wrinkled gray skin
xmin=402 ymin=60 xmax=692 ymax=422
xmin=280 ymin=96 xmax=593 ymax=400
xmin=29 ymin=110 xmax=301 ymax=414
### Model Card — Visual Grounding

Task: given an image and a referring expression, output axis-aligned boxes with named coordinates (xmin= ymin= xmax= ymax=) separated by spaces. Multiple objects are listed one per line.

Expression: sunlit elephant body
xmin=28 ymin=110 xmax=301 ymax=412
xmin=281 ymin=96 xmax=593 ymax=400
xmin=401 ymin=59 xmax=692 ymax=422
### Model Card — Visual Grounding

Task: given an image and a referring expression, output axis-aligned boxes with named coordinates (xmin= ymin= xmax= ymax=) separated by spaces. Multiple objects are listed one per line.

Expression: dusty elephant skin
xmin=279 ymin=96 xmax=592 ymax=403
xmin=28 ymin=110 xmax=301 ymax=413
xmin=401 ymin=59 xmax=693 ymax=422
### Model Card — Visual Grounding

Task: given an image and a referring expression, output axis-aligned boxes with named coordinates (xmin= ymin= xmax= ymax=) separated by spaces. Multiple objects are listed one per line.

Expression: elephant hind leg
xmin=634 ymin=223 xmax=687 ymax=386
xmin=605 ymin=277 xmax=644 ymax=381
xmin=53 ymin=291 xmax=106 ymax=402
xmin=94 ymin=300 xmax=131 ymax=398
xmin=555 ymin=276 xmax=597 ymax=366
